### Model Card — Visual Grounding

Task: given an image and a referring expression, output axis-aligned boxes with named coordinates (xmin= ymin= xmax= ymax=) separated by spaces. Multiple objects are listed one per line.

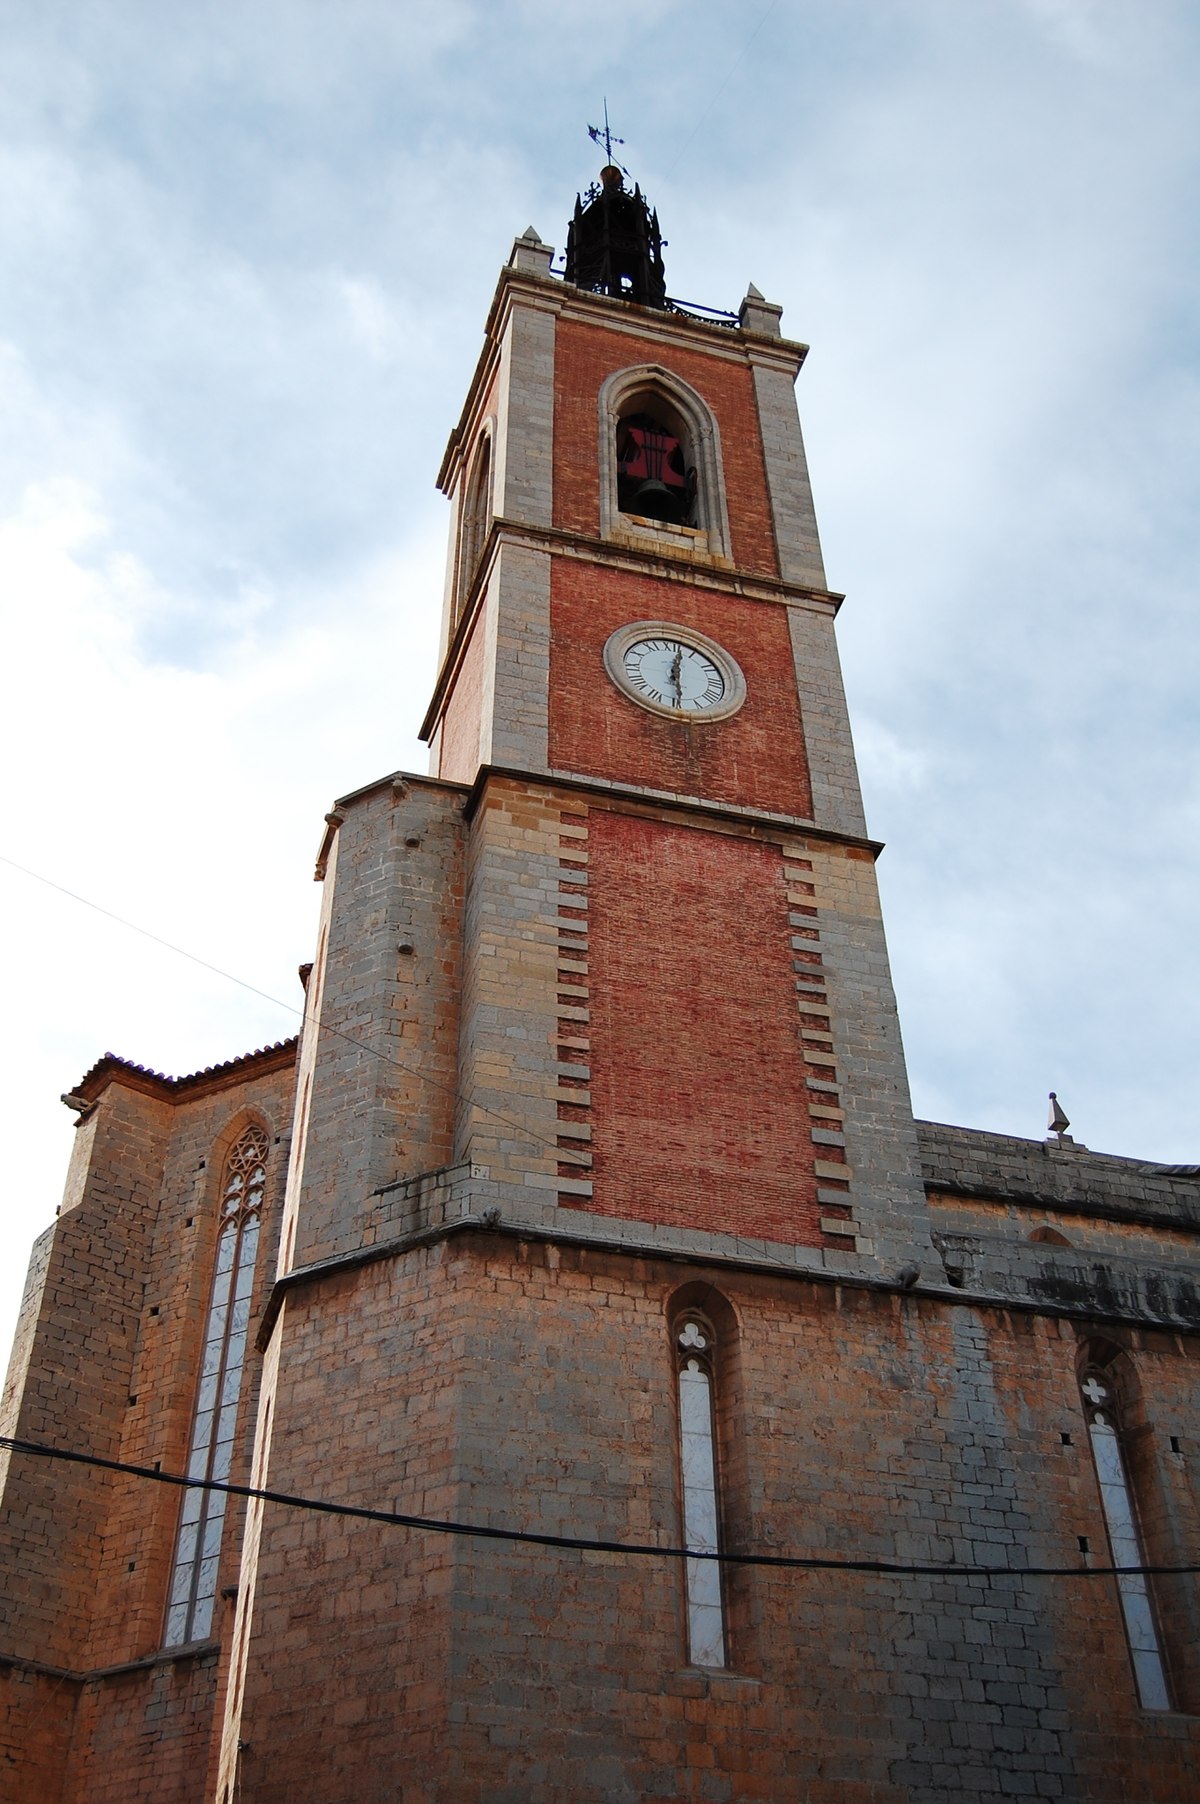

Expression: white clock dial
xmin=621 ymin=637 xmax=725 ymax=713
xmin=602 ymin=621 xmax=747 ymax=723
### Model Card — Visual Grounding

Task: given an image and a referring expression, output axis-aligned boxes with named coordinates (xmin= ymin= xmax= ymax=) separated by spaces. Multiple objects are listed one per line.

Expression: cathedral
xmin=1 ymin=162 xmax=1198 ymax=1803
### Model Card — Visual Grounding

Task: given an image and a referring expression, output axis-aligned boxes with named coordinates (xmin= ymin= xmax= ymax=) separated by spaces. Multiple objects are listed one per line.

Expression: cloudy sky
xmin=2 ymin=0 xmax=1198 ymax=1357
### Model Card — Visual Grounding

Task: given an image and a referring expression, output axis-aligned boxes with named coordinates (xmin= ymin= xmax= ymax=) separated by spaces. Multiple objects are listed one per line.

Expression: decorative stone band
xmin=556 ymin=805 xmax=594 ymax=1206
xmin=778 ymin=838 xmax=866 ymax=1257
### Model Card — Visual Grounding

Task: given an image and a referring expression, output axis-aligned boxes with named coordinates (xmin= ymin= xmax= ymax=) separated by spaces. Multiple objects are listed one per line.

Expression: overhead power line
xmin=0 ymin=852 xmax=592 ymax=1169
xmin=4 ymin=1436 xmax=1197 ymax=1584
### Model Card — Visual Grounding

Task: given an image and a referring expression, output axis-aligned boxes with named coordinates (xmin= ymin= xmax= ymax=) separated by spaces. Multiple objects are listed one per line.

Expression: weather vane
xmin=587 ymin=101 xmax=628 ymax=177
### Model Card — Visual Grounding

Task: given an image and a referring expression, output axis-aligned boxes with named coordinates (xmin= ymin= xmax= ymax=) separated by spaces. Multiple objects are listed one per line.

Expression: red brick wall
xmin=552 ymin=317 xmax=780 ymax=577
xmin=548 ymin=562 xmax=812 ymax=818
xmin=583 ymin=810 xmax=822 ymax=1245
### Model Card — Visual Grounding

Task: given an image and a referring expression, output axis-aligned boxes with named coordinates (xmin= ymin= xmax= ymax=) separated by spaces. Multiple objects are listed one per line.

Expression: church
xmin=2 ymin=160 xmax=1197 ymax=1803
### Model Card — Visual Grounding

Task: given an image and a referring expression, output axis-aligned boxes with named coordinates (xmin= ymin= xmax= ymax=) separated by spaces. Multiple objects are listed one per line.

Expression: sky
xmin=1 ymin=0 xmax=1198 ymax=1360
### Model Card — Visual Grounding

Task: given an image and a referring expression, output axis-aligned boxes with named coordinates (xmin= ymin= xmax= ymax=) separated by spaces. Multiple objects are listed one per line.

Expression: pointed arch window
xmin=454 ymin=432 xmax=493 ymax=622
xmin=164 ymin=1124 xmax=267 ymax=1647
xmin=675 ymin=1312 xmax=726 ymax=1668
xmin=598 ymin=365 xmax=731 ymax=560
xmin=1079 ymin=1358 xmax=1171 ymax=1711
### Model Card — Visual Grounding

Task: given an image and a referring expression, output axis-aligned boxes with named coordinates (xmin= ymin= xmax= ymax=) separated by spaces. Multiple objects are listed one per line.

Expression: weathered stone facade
xmin=2 ymin=191 xmax=1197 ymax=1803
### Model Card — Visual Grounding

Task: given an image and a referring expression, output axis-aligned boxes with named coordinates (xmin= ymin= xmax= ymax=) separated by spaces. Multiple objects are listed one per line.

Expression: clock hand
xmin=670 ymin=645 xmax=683 ymax=707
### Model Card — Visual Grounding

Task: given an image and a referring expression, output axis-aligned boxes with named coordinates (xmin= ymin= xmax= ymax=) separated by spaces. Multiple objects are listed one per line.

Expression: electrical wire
xmin=4 ymin=1436 xmax=1196 ymax=1583
xmin=663 ymin=3 xmax=780 ymax=183
xmin=0 ymin=851 xmax=593 ymax=1169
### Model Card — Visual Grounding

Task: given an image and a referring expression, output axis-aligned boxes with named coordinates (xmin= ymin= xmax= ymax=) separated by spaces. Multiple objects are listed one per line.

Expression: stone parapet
xmin=918 ymin=1119 xmax=1200 ymax=1228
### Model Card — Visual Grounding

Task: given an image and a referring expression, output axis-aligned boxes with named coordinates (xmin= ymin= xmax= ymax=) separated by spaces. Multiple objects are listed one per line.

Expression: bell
xmin=632 ymin=478 xmax=681 ymax=522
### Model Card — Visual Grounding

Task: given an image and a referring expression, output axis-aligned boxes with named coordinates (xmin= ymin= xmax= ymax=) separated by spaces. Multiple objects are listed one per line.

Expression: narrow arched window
xmin=455 ymin=434 xmax=493 ymax=622
xmin=1079 ymin=1359 xmax=1171 ymax=1711
xmin=164 ymin=1124 xmax=268 ymax=1647
xmin=675 ymin=1313 xmax=726 ymax=1668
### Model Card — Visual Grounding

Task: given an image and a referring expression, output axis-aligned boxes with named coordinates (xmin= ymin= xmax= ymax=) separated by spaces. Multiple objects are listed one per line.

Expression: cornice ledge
xmin=553 ymin=280 xmax=808 ymax=368
xmin=254 ymin=1211 xmax=1200 ymax=1351
xmin=463 ymin=763 xmax=884 ymax=857
xmin=0 ymin=1639 xmax=219 ymax=1685
xmin=927 ymin=1178 xmax=1200 ymax=1236
xmin=330 ymin=767 xmax=470 ymax=817
xmin=489 ymin=519 xmax=843 ymax=608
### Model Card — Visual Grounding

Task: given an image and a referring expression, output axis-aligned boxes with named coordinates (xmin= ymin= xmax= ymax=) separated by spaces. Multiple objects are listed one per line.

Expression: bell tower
xmin=216 ymin=165 xmax=933 ymax=1801
xmin=420 ymin=168 xmax=928 ymax=1269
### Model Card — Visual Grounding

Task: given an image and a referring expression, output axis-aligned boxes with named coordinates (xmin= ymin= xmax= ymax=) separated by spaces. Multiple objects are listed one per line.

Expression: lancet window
xmin=675 ymin=1311 xmax=726 ymax=1668
xmin=454 ymin=432 xmax=493 ymax=622
xmin=164 ymin=1124 xmax=268 ymax=1647
xmin=1079 ymin=1356 xmax=1171 ymax=1711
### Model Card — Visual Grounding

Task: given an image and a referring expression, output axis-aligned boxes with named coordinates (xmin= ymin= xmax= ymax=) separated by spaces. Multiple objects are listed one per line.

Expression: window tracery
xmin=164 ymin=1123 xmax=268 ymax=1647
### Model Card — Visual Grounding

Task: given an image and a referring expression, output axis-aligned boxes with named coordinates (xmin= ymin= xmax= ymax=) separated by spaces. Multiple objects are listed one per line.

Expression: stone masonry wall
xmin=290 ymin=777 xmax=465 ymax=1266
xmin=0 ymin=1052 xmax=295 ymax=1804
xmin=227 ymin=1231 xmax=1200 ymax=1803
xmin=0 ymin=1088 xmax=173 ymax=1673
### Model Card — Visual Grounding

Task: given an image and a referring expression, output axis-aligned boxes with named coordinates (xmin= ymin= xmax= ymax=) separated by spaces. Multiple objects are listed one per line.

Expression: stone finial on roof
xmin=738 ymin=283 xmax=783 ymax=337
xmin=509 ymin=228 xmax=554 ymax=278
xmin=1047 ymin=1092 xmax=1072 ymax=1143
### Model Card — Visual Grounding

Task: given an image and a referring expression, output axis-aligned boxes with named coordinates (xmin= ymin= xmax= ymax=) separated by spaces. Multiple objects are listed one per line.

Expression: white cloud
xmin=1017 ymin=0 xmax=1138 ymax=66
xmin=1 ymin=0 xmax=1198 ymax=1361
xmin=337 ymin=276 xmax=405 ymax=363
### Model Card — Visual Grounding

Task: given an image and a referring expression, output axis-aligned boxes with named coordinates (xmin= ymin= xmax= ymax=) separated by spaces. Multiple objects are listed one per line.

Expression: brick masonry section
xmin=548 ymin=560 xmax=813 ymax=819
xmin=552 ymin=316 xmax=781 ymax=578
xmin=555 ymin=816 xmax=594 ymax=1204
xmin=581 ymin=808 xmax=823 ymax=1245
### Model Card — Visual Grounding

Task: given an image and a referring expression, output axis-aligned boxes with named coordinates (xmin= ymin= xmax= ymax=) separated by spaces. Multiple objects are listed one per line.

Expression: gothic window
xmin=675 ymin=1311 xmax=726 ymax=1668
xmin=1079 ymin=1356 xmax=1171 ymax=1711
xmin=454 ymin=432 xmax=493 ymax=622
xmin=598 ymin=365 xmax=732 ymax=559
xmin=164 ymin=1124 xmax=268 ymax=1647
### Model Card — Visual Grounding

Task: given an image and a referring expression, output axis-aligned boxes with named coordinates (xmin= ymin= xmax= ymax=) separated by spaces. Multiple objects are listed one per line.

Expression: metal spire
xmin=587 ymin=101 xmax=628 ymax=177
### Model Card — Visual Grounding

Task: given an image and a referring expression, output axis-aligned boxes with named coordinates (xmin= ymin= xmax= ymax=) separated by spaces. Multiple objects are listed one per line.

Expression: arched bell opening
xmin=616 ymin=408 xmax=695 ymax=526
xmin=598 ymin=363 xmax=733 ymax=560
xmin=615 ymin=401 xmax=696 ymax=528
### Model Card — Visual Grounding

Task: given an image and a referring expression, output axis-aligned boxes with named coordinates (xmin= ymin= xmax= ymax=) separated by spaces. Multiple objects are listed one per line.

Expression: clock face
xmin=602 ymin=621 xmax=747 ymax=722
xmin=621 ymin=637 xmax=725 ymax=713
